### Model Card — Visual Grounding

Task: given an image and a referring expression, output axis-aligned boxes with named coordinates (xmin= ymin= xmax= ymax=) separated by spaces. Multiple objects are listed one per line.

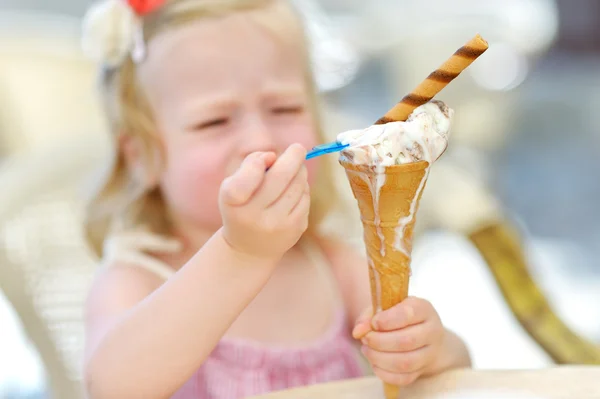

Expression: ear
xmin=118 ymin=134 xmax=160 ymax=188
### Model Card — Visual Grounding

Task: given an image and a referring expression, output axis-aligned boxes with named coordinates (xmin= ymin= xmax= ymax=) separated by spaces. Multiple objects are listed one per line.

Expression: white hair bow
xmin=81 ymin=0 xmax=149 ymax=67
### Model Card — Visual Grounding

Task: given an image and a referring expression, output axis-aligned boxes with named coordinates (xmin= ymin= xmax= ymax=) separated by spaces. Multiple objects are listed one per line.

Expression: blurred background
xmin=1 ymin=0 xmax=599 ymax=398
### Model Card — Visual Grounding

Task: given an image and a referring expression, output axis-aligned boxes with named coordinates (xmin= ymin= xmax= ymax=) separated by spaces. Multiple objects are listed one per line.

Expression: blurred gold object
xmin=417 ymin=156 xmax=600 ymax=364
xmin=470 ymin=222 xmax=600 ymax=364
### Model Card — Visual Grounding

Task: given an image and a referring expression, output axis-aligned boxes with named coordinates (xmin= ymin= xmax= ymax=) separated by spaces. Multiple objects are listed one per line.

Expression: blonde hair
xmin=84 ymin=0 xmax=339 ymax=258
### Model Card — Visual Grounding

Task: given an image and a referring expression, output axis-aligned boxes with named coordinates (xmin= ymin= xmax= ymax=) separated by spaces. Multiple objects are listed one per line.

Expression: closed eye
xmin=193 ymin=118 xmax=229 ymax=130
xmin=272 ymin=106 xmax=304 ymax=114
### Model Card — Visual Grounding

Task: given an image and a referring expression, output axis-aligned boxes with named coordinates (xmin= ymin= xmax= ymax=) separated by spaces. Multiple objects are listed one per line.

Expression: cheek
xmin=159 ymin=141 xmax=229 ymax=226
xmin=292 ymin=129 xmax=319 ymax=152
xmin=274 ymin=113 xmax=319 ymax=150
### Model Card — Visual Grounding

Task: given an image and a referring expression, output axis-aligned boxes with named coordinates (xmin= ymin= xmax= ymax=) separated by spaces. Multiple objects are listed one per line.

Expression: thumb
xmin=352 ymin=306 xmax=373 ymax=340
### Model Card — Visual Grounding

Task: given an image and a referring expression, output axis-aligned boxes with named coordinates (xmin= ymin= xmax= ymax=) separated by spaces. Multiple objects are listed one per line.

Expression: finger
xmin=362 ymin=322 xmax=433 ymax=353
xmin=356 ymin=306 xmax=374 ymax=324
xmin=352 ymin=307 xmax=374 ymax=339
xmin=361 ymin=344 xmax=431 ymax=374
xmin=255 ymin=143 xmax=306 ymax=205
xmin=371 ymin=366 xmax=422 ymax=387
xmin=268 ymin=165 xmax=308 ymax=214
xmin=262 ymin=152 xmax=277 ymax=169
xmin=289 ymin=176 xmax=311 ymax=221
xmin=220 ymin=152 xmax=273 ymax=206
xmin=288 ymin=190 xmax=310 ymax=227
xmin=372 ymin=296 xmax=434 ymax=332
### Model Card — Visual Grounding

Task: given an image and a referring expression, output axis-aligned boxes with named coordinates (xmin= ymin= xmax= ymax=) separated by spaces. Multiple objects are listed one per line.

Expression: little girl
xmin=80 ymin=0 xmax=471 ymax=398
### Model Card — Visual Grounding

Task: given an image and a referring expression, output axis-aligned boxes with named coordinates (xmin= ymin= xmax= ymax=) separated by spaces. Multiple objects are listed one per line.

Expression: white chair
xmin=0 ymin=9 xmax=108 ymax=157
xmin=0 ymin=135 xmax=110 ymax=399
xmin=0 ymin=9 xmax=110 ymax=398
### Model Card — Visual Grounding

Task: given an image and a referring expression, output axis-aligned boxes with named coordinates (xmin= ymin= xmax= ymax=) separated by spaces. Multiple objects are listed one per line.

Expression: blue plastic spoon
xmin=305 ymin=141 xmax=349 ymax=160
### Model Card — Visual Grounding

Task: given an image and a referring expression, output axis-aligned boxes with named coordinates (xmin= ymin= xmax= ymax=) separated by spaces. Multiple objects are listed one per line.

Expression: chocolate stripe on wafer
xmin=374 ymin=34 xmax=489 ymax=125
xmin=428 ymin=70 xmax=460 ymax=83
xmin=375 ymin=116 xmax=395 ymax=125
xmin=454 ymin=45 xmax=488 ymax=59
xmin=374 ymin=95 xmax=432 ymax=124
xmin=402 ymin=93 xmax=433 ymax=107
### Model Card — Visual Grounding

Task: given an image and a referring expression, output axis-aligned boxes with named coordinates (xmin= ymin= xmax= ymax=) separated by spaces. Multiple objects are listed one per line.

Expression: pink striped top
xmin=103 ymin=232 xmax=365 ymax=398
xmin=171 ymin=308 xmax=364 ymax=398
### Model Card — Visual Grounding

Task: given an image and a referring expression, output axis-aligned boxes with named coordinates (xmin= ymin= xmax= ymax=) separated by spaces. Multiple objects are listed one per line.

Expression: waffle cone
xmin=341 ymin=160 xmax=430 ymax=399
xmin=340 ymin=160 xmax=429 ymax=311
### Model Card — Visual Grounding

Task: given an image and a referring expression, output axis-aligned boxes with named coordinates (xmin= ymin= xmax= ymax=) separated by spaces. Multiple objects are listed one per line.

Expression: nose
xmin=238 ymin=114 xmax=278 ymax=157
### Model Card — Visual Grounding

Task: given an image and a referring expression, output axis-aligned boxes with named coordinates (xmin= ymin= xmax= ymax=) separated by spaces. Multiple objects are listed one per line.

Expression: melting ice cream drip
xmin=394 ymin=167 xmax=430 ymax=258
xmin=394 ymin=140 xmax=433 ymax=258
xmin=358 ymin=168 xmax=387 ymax=258
xmin=357 ymin=167 xmax=385 ymax=313
xmin=368 ymin=257 xmax=382 ymax=313
xmin=374 ymin=168 xmax=387 ymax=257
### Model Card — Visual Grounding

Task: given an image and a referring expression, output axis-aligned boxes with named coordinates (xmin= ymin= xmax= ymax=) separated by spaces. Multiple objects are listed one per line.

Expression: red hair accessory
xmin=127 ymin=0 xmax=165 ymax=16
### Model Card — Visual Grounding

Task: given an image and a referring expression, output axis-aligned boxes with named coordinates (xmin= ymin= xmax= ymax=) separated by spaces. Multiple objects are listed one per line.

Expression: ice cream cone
xmin=340 ymin=160 xmax=428 ymax=311
xmin=340 ymin=160 xmax=430 ymax=399
xmin=337 ymin=32 xmax=486 ymax=399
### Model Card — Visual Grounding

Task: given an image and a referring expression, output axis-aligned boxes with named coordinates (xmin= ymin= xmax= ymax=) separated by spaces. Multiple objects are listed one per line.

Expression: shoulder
xmin=86 ymin=260 xmax=165 ymax=319
xmin=88 ymin=229 xmax=179 ymax=307
xmin=89 ymin=260 xmax=166 ymax=300
xmin=84 ymin=260 xmax=166 ymax=359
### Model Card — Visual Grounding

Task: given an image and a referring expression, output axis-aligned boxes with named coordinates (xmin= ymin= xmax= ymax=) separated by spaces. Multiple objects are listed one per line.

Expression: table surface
xmin=249 ymin=366 xmax=600 ymax=399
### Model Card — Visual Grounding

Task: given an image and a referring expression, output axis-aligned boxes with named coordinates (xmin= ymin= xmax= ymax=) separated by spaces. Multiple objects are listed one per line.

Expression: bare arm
xmin=85 ymin=145 xmax=310 ymax=398
xmin=85 ymin=231 xmax=278 ymax=399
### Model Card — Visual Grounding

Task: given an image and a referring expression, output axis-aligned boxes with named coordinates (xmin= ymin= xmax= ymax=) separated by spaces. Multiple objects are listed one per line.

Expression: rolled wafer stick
xmin=375 ymin=34 xmax=488 ymax=125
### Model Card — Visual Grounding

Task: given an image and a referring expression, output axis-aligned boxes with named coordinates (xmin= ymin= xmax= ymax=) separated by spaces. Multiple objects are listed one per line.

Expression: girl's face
xmin=139 ymin=11 xmax=319 ymax=235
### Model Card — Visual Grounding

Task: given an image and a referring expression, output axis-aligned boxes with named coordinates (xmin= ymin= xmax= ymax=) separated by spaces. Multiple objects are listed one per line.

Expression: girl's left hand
xmin=352 ymin=297 xmax=447 ymax=386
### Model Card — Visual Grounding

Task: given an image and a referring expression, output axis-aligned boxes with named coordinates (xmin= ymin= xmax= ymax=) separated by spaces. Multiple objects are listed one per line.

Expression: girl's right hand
xmin=219 ymin=143 xmax=310 ymax=262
